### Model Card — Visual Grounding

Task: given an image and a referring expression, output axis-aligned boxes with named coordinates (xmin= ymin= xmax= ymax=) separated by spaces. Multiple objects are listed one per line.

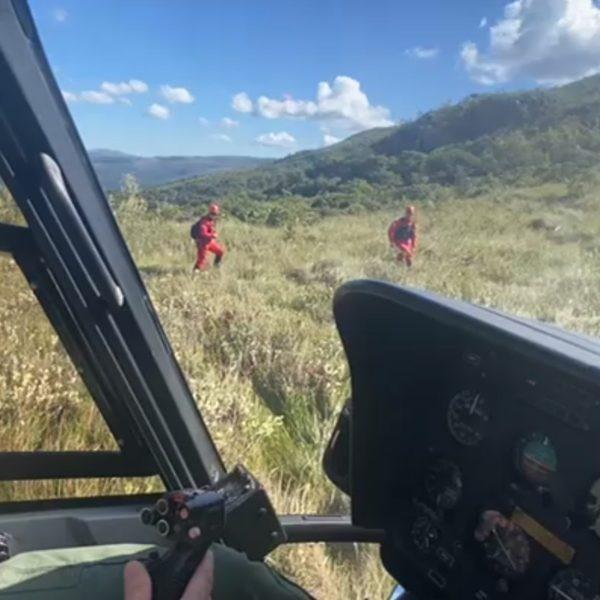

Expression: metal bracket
xmin=216 ymin=465 xmax=284 ymax=560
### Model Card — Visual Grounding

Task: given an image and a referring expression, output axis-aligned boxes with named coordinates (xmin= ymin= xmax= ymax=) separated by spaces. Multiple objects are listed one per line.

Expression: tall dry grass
xmin=1 ymin=182 xmax=600 ymax=597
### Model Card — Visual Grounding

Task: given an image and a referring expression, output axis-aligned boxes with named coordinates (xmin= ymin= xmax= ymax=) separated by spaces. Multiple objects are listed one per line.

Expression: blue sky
xmin=28 ymin=0 xmax=600 ymax=158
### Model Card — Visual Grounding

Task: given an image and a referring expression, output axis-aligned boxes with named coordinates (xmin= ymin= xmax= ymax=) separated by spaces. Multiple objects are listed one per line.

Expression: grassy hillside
xmin=1 ymin=182 xmax=600 ymax=597
xmin=90 ymin=149 xmax=271 ymax=190
xmin=146 ymin=74 xmax=600 ymax=211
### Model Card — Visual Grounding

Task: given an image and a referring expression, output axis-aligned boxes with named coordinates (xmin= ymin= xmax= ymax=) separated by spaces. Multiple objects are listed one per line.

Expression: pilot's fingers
xmin=124 ymin=560 xmax=152 ymax=600
xmin=181 ymin=550 xmax=214 ymax=600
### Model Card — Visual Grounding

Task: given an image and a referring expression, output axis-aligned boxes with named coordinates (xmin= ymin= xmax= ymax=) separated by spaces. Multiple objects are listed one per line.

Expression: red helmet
xmin=208 ymin=203 xmax=220 ymax=216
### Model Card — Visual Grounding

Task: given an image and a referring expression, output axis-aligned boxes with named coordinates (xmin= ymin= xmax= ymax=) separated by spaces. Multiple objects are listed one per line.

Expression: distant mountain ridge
xmin=89 ymin=149 xmax=271 ymax=190
xmin=146 ymin=74 xmax=600 ymax=209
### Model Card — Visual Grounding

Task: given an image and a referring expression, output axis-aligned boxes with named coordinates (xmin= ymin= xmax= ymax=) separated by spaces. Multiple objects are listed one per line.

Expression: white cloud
xmin=160 ymin=85 xmax=194 ymax=104
xmin=232 ymin=92 xmax=253 ymax=113
xmin=53 ymin=8 xmax=68 ymax=23
xmin=147 ymin=103 xmax=170 ymax=119
xmin=198 ymin=117 xmax=210 ymax=126
xmin=80 ymin=90 xmax=115 ymax=104
xmin=62 ymin=90 xmax=77 ymax=103
xmin=211 ymin=134 xmax=232 ymax=142
xmin=101 ymin=79 xmax=148 ymax=95
xmin=129 ymin=80 xmax=148 ymax=93
xmin=462 ymin=0 xmax=600 ymax=85
xmin=256 ymin=131 xmax=297 ymax=148
xmin=221 ymin=117 xmax=239 ymax=128
xmin=62 ymin=84 xmax=142 ymax=106
xmin=323 ymin=133 xmax=341 ymax=146
xmin=239 ymin=76 xmax=392 ymax=131
xmin=257 ymin=96 xmax=317 ymax=119
xmin=480 ymin=17 xmax=488 ymax=28
xmin=405 ymin=46 xmax=439 ymax=59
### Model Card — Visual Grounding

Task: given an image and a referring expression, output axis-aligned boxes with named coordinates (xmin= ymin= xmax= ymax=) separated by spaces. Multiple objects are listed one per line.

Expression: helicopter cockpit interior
xmin=2 ymin=0 xmax=600 ymax=599
xmin=327 ymin=281 xmax=600 ymax=600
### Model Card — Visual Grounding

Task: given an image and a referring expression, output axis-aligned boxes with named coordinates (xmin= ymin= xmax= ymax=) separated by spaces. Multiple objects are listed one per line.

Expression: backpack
xmin=190 ymin=220 xmax=200 ymax=240
xmin=394 ymin=220 xmax=413 ymax=242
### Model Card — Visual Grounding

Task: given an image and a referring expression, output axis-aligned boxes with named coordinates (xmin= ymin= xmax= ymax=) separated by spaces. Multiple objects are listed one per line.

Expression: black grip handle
xmin=148 ymin=541 xmax=211 ymax=600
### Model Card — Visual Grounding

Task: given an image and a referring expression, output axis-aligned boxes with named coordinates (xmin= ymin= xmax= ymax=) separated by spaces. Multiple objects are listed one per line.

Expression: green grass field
xmin=1 ymin=183 xmax=600 ymax=598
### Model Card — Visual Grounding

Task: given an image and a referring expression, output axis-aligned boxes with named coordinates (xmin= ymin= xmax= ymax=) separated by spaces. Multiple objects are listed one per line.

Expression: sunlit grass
xmin=1 ymin=183 xmax=600 ymax=597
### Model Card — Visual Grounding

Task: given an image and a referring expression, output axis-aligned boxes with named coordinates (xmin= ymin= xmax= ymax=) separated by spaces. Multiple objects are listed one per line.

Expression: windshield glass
xmin=0 ymin=185 xmax=163 ymax=500
xmin=26 ymin=0 xmax=600 ymax=596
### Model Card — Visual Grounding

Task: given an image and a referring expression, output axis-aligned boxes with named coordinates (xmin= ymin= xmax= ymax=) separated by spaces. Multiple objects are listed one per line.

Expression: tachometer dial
xmin=475 ymin=510 xmax=531 ymax=579
xmin=515 ymin=432 xmax=558 ymax=487
xmin=424 ymin=459 xmax=463 ymax=510
xmin=548 ymin=569 xmax=599 ymax=600
xmin=447 ymin=389 xmax=490 ymax=446
xmin=411 ymin=515 xmax=439 ymax=554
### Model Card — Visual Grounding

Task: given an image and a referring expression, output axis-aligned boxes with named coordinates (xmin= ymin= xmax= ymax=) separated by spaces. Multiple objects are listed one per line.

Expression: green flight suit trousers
xmin=0 ymin=543 xmax=312 ymax=599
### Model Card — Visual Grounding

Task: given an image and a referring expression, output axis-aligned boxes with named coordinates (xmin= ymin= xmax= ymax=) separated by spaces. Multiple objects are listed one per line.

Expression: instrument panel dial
xmin=548 ymin=569 xmax=599 ymax=600
xmin=424 ymin=459 xmax=463 ymax=511
xmin=411 ymin=515 xmax=439 ymax=554
xmin=447 ymin=389 xmax=490 ymax=447
xmin=515 ymin=432 xmax=558 ymax=487
xmin=475 ymin=510 xmax=531 ymax=579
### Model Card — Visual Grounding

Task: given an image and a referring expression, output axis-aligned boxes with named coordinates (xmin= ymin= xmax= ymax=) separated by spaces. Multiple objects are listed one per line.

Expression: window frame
xmin=0 ymin=0 xmax=226 ymax=491
xmin=0 ymin=221 xmax=157 ymax=480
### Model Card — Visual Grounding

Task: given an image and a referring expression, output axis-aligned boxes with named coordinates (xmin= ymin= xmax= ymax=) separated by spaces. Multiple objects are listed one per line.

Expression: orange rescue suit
xmin=194 ymin=215 xmax=224 ymax=269
xmin=388 ymin=216 xmax=417 ymax=266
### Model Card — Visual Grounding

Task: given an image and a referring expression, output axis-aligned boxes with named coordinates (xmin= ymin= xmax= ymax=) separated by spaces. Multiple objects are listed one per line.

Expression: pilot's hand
xmin=124 ymin=551 xmax=214 ymax=600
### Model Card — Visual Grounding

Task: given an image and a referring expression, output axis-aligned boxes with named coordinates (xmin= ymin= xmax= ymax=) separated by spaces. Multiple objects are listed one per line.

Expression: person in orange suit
xmin=193 ymin=203 xmax=225 ymax=271
xmin=388 ymin=205 xmax=418 ymax=267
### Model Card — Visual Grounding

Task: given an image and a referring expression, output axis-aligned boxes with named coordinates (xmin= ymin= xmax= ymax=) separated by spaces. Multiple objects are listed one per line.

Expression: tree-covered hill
xmin=146 ymin=74 xmax=600 ymax=212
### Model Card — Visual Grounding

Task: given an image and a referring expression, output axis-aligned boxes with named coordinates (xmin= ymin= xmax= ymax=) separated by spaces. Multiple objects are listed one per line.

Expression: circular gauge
xmin=515 ymin=432 xmax=558 ymax=486
xmin=447 ymin=389 xmax=490 ymax=446
xmin=584 ymin=478 xmax=600 ymax=537
xmin=548 ymin=569 xmax=598 ymax=600
xmin=425 ymin=459 xmax=463 ymax=511
xmin=411 ymin=515 xmax=439 ymax=554
xmin=475 ymin=510 xmax=531 ymax=579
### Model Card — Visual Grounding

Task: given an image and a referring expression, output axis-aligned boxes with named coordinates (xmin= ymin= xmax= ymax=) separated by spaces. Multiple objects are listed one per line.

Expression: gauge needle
xmin=469 ymin=394 xmax=480 ymax=415
xmin=550 ymin=585 xmax=573 ymax=600
xmin=492 ymin=527 xmax=517 ymax=571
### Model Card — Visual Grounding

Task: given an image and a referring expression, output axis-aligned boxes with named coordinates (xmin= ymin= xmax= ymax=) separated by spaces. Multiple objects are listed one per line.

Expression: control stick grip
xmin=148 ymin=540 xmax=211 ymax=600
xmin=140 ymin=489 xmax=225 ymax=600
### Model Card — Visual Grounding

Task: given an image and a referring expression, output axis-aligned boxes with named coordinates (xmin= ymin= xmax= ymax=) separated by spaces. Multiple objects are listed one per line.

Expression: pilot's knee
xmin=211 ymin=543 xmax=311 ymax=599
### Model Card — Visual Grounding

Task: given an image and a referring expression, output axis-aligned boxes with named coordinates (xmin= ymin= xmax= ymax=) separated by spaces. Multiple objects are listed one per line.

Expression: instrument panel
xmin=381 ymin=346 xmax=600 ymax=600
xmin=332 ymin=281 xmax=600 ymax=600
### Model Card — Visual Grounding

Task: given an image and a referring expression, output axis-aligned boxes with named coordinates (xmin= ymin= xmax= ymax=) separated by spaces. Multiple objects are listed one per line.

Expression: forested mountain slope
xmin=147 ymin=74 xmax=600 ymax=208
